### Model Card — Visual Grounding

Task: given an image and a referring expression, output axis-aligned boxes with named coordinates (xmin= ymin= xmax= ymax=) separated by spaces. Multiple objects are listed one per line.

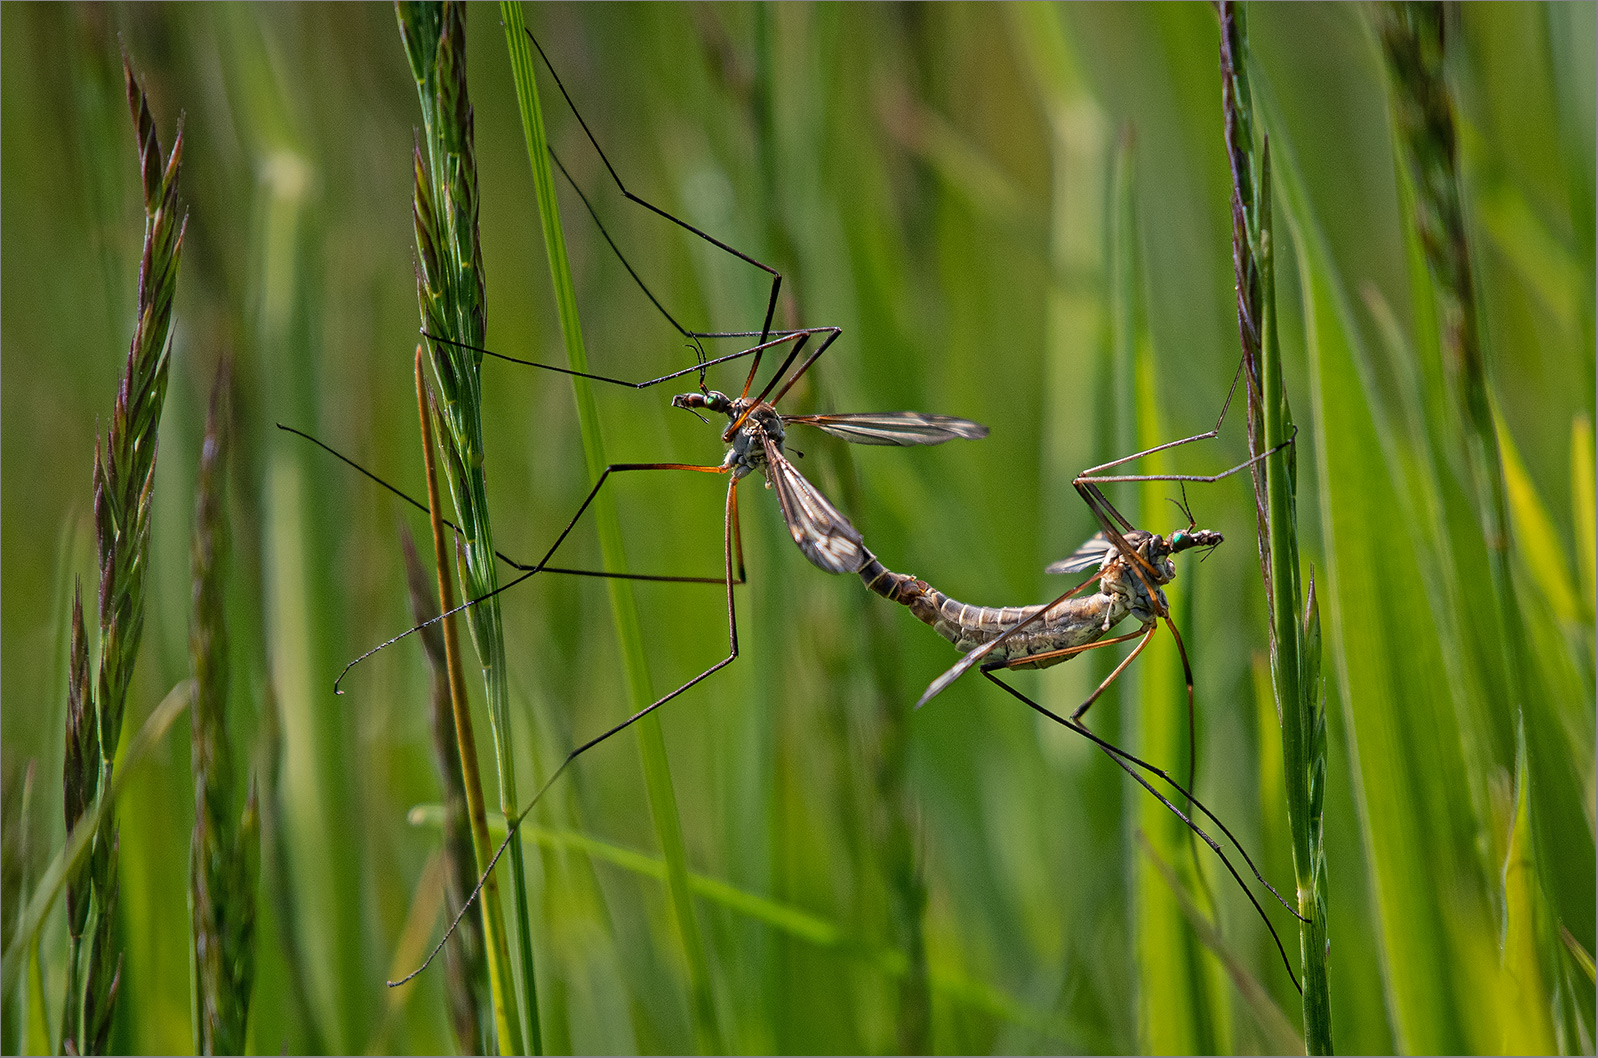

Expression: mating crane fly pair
xmin=283 ymin=27 xmax=1303 ymax=991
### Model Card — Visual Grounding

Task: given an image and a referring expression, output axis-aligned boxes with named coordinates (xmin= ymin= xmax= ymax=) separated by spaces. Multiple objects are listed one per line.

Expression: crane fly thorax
xmin=671 ymin=389 xmax=785 ymax=480
xmin=1096 ymin=526 xmax=1222 ymax=625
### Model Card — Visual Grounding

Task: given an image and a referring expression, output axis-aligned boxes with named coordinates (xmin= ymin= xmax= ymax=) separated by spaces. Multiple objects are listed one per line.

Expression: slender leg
xmin=982 ymin=619 xmax=1304 ymax=924
xmin=332 ymin=461 xmax=733 ymax=692
xmin=723 ymin=326 xmax=844 ymax=441
xmin=393 ymin=476 xmax=745 ymax=986
xmin=277 ymin=422 xmax=736 ymax=587
xmin=979 ymin=668 xmax=1303 ymax=993
xmin=525 ymin=29 xmax=783 ymax=348
xmin=1074 ymin=354 xmax=1264 ymax=481
xmin=976 ymin=624 xmax=1150 ymax=672
xmin=422 ymin=327 xmax=835 ymax=394
xmin=740 ymin=333 xmax=808 ymax=408
xmin=762 ymin=327 xmax=844 ymax=408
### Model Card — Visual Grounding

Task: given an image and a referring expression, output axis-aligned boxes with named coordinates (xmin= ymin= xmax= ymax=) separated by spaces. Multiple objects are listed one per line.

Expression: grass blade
xmin=500 ymin=5 xmax=722 ymax=1051
xmin=1112 ymin=131 xmax=1223 ymax=1055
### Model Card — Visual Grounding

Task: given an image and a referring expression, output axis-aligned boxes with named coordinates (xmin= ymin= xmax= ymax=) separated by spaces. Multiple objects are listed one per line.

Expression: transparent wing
xmin=782 ymin=412 xmax=989 ymax=447
xmin=760 ymin=435 xmax=866 ymax=574
xmin=1045 ymin=531 xmax=1116 ymax=575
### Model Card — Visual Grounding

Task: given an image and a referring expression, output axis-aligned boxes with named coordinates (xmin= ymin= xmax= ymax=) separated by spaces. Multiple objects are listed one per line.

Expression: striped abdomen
xmin=857 ymin=551 xmax=1130 ymax=670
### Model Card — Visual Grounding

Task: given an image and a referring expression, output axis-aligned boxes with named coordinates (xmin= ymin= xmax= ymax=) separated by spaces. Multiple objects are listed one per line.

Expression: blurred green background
xmin=2 ymin=3 xmax=1592 ymax=1054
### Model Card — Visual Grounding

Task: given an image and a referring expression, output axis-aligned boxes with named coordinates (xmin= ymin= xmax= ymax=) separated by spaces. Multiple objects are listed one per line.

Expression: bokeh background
xmin=3 ymin=3 xmax=1593 ymax=1054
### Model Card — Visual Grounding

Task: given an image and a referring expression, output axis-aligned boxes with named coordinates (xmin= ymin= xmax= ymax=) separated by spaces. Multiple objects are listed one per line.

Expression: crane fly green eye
xmin=1171 ymin=530 xmax=1188 ymax=547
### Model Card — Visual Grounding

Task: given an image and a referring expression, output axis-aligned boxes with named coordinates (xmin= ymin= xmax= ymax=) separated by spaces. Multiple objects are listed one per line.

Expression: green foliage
xmin=2 ymin=4 xmax=1591 ymax=1054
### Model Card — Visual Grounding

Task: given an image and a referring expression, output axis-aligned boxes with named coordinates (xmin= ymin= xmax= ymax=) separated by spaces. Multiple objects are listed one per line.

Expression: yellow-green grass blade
xmin=1104 ymin=128 xmax=1228 ymax=1055
xmin=500 ymin=7 xmax=722 ymax=1052
xmin=1139 ymin=831 xmax=1304 ymax=1055
xmin=1573 ymin=416 xmax=1596 ymax=620
xmin=1501 ymin=721 xmax=1559 ymax=1055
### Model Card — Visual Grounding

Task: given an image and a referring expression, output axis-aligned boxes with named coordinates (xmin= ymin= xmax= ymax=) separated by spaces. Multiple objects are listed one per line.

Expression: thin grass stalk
xmin=189 ymin=356 xmax=259 ymax=1055
xmin=396 ymin=3 xmax=536 ymax=1051
xmin=498 ymin=7 xmax=722 ymax=1051
xmin=409 ymin=348 xmax=495 ymax=1054
xmin=60 ymin=56 xmax=186 ymax=1057
xmin=1376 ymin=1 xmax=1594 ymax=960
xmin=399 ymin=525 xmax=487 ymax=1054
xmin=1219 ymin=4 xmax=1332 ymax=1051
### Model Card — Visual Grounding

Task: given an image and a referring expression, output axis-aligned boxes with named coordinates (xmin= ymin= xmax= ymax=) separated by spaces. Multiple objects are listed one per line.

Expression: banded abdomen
xmin=857 ymin=551 xmax=1130 ymax=670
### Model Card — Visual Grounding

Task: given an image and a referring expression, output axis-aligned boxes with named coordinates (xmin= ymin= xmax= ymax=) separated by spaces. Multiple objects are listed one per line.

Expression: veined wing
xmin=760 ymin=434 xmax=866 ymax=574
xmin=1045 ymin=531 xmax=1114 ymax=575
xmin=782 ymin=411 xmax=989 ymax=447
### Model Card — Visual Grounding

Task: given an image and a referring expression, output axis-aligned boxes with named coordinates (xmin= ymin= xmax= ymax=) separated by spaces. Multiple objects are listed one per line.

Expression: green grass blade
xmin=1501 ymin=721 xmax=1560 ymax=1054
xmin=397 ymin=3 xmax=534 ymax=1051
xmin=1119 ymin=133 xmax=1214 ymax=1053
xmin=1377 ymin=0 xmax=1595 ymax=969
xmin=500 ymin=6 xmax=722 ymax=1052
xmin=1218 ymin=9 xmax=1331 ymax=1045
xmin=1260 ymin=66 xmax=1482 ymax=1053
xmin=1496 ymin=409 xmax=1581 ymax=625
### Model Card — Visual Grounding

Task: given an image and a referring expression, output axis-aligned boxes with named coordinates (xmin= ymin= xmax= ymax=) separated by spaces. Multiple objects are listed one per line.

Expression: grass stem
xmin=1218 ymin=3 xmax=1332 ymax=1050
xmin=397 ymin=2 xmax=537 ymax=1050
xmin=412 ymin=347 xmax=496 ymax=1055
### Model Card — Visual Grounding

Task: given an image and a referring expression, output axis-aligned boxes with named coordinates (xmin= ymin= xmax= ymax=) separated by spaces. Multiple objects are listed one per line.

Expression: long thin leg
xmin=979 ymin=668 xmax=1303 ymax=993
xmin=983 ymin=624 xmax=1302 ymax=922
xmin=332 ymin=461 xmax=733 ymax=692
xmin=525 ymin=28 xmax=782 ymax=348
xmin=761 ymin=327 xmax=843 ymax=408
xmin=1074 ymin=354 xmax=1257 ymax=481
xmin=421 ymin=327 xmax=832 ymax=393
xmin=976 ymin=624 xmax=1150 ymax=672
xmin=277 ymin=422 xmax=736 ymax=587
xmin=393 ymin=475 xmax=744 ymax=987
xmin=722 ymin=326 xmax=843 ymax=442
xmin=547 ymin=147 xmax=777 ymax=345
xmin=1076 ymin=428 xmax=1295 ymax=487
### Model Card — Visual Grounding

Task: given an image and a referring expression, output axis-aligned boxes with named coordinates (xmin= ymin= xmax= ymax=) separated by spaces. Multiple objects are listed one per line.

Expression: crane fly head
xmin=1108 ymin=526 xmax=1221 ymax=591
xmin=672 ymin=388 xmax=734 ymax=419
xmin=1163 ymin=527 xmax=1223 ymax=562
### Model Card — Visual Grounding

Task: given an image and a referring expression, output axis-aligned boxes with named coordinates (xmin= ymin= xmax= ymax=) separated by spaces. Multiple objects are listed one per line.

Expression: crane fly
xmin=281 ymin=27 xmax=988 ymax=985
xmin=859 ymin=358 xmax=1307 ymax=990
